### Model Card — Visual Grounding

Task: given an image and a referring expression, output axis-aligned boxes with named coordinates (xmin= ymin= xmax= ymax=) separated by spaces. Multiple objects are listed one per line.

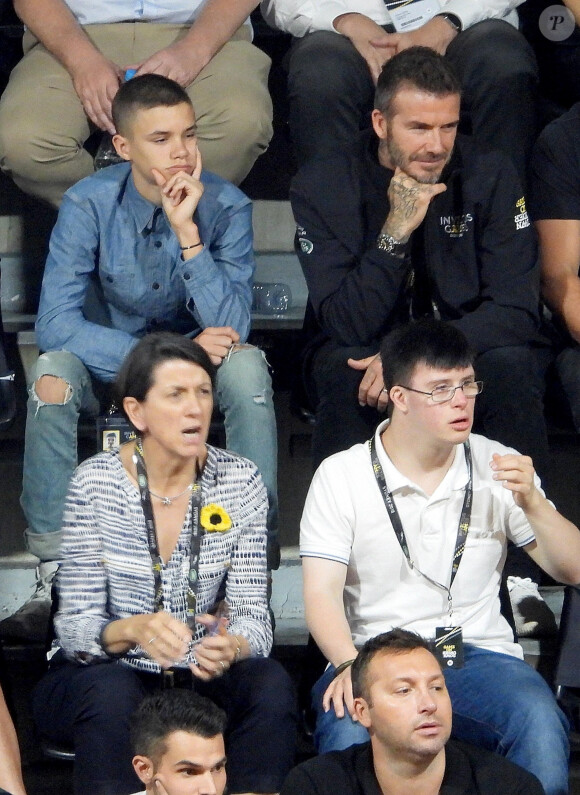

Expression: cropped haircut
xmin=130 ymin=690 xmax=226 ymax=768
xmin=374 ymin=46 xmax=461 ymax=118
xmin=380 ymin=319 xmax=475 ymax=393
xmin=112 ymin=74 xmax=192 ymax=136
xmin=352 ymin=629 xmax=436 ymax=701
xmin=115 ymin=332 xmax=216 ymax=426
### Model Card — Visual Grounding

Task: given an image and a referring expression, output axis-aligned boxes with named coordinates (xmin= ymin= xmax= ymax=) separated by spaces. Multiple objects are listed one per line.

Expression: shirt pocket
xmin=99 ymin=263 xmax=147 ymax=314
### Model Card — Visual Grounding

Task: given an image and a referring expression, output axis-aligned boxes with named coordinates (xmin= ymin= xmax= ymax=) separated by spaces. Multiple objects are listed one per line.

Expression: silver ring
xmin=148 ymin=636 xmax=157 ymax=645
xmin=381 ymin=387 xmax=388 ymax=394
xmin=219 ymin=660 xmax=227 ymax=673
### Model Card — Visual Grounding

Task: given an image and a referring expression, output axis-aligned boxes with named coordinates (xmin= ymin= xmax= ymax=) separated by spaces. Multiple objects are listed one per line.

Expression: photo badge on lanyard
xmin=386 ymin=0 xmax=441 ymax=32
xmin=96 ymin=412 xmax=135 ymax=452
xmin=434 ymin=625 xmax=464 ymax=669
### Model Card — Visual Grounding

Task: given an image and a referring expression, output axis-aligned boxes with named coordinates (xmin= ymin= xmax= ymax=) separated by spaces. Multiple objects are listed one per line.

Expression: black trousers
xmin=33 ymin=655 xmax=297 ymax=795
xmin=287 ymin=19 xmax=539 ymax=185
xmin=307 ymin=339 xmax=551 ymax=475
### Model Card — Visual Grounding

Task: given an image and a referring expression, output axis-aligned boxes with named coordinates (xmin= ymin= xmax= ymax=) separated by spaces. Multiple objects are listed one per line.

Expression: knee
xmin=312 ymin=345 xmax=369 ymax=396
xmin=240 ymin=658 xmax=296 ymax=715
xmin=289 ymin=32 xmax=365 ymax=98
xmin=476 ymin=347 xmax=539 ymax=382
xmin=217 ymin=346 xmax=272 ymax=397
xmin=456 ymin=20 xmax=537 ymax=80
xmin=0 ymin=101 xmax=37 ymax=177
xmin=30 ymin=351 xmax=86 ymax=406
xmin=34 ymin=375 xmax=72 ymax=405
xmin=222 ymin=90 xmax=272 ymax=151
xmin=80 ymin=665 xmax=145 ymax=724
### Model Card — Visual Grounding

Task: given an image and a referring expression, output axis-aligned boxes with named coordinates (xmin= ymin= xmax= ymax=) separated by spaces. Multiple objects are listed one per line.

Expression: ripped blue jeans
xmin=21 ymin=346 xmax=277 ymax=561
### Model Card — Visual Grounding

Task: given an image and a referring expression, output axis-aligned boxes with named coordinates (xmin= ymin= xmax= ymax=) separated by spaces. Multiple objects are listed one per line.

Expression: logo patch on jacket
xmin=296 ymin=224 xmax=313 ymax=254
xmin=514 ymin=197 xmax=530 ymax=230
xmin=439 ymin=213 xmax=473 ymax=238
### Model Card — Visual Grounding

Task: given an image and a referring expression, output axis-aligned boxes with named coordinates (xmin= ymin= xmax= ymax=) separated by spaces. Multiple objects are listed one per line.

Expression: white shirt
xmin=300 ymin=421 xmax=540 ymax=658
xmin=260 ymin=0 xmax=522 ymax=38
xmin=65 ymin=0 xmax=250 ymax=29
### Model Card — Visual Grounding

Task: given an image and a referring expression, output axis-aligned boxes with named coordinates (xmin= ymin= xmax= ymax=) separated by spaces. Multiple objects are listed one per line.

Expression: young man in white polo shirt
xmin=301 ymin=318 xmax=580 ymax=795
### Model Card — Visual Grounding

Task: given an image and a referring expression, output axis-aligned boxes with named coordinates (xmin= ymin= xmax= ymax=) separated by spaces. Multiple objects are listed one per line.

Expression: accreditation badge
xmin=434 ymin=626 xmax=464 ymax=669
xmin=388 ymin=0 xmax=441 ymax=32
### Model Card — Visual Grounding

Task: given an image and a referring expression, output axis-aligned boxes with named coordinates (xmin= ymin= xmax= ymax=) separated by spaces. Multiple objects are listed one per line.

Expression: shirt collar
xmin=371 ymin=420 xmax=469 ymax=495
xmin=123 ymin=171 xmax=165 ymax=233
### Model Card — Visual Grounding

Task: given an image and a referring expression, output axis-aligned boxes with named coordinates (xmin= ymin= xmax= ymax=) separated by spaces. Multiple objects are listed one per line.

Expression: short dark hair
xmin=374 ymin=46 xmax=461 ymax=117
xmin=115 ymin=332 xmax=216 ymax=426
xmin=352 ymin=629 xmax=436 ymax=701
xmin=131 ymin=690 xmax=226 ymax=767
xmin=112 ymin=74 xmax=192 ymax=135
xmin=380 ymin=319 xmax=474 ymax=393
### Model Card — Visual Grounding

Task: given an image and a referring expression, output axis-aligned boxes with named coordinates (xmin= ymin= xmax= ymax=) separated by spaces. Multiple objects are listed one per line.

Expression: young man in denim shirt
xmin=13 ymin=75 xmax=277 ymax=627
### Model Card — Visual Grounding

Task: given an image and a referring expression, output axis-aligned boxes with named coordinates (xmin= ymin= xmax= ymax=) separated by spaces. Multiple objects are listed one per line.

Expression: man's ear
xmin=371 ymin=109 xmax=388 ymax=142
xmin=354 ymin=696 xmax=372 ymax=729
xmin=133 ymin=754 xmax=154 ymax=785
xmin=113 ymin=133 xmax=132 ymax=162
xmin=123 ymin=396 xmax=146 ymax=433
xmin=388 ymin=385 xmax=408 ymax=413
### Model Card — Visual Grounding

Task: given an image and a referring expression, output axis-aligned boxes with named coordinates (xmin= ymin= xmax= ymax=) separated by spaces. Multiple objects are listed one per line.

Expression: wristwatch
xmin=436 ymin=12 xmax=462 ymax=32
xmin=376 ymin=232 xmax=407 ymax=259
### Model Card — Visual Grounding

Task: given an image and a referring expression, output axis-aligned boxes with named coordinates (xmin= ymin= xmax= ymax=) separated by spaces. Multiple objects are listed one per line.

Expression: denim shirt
xmin=36 ymin=163 xmax=254 ymax=382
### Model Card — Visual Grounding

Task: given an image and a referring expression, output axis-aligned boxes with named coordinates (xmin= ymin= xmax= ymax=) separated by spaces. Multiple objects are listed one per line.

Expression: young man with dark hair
xmin=5 ymin=74 xmax=278 ymax=636
xmin=300 ymin=318 xmax=580 ymax=794
xmin=130 ymin=690 xmax=227 ymax=795
xmin=281 ymin=630 xmax=544 ymax=795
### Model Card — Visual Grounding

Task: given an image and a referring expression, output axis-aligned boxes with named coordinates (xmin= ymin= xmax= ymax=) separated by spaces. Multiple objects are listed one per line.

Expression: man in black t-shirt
xmin=530 ymin=102 xmax=580 ymax=433
xmin=281 ymin=630 xmax=544 ymax=795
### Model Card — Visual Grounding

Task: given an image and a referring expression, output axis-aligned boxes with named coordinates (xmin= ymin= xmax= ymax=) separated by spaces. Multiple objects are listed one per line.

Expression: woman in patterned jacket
xmin=33 ymin=332 xmax=296 ymax=795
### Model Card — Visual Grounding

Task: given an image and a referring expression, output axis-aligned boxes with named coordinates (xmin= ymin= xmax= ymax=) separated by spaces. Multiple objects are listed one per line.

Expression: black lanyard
xmin=369 ymin=435 xmax=473 ymax=617
xmin=133 ymin=441 xmax=202 ymax=623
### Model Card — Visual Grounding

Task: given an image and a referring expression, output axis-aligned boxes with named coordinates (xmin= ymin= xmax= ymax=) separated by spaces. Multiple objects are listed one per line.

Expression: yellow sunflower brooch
xmin=201 ymin=503 xmax=232 ymax=532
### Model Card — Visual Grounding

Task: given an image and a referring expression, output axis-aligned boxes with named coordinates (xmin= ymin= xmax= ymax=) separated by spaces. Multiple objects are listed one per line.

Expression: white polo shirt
xmin=300 ymin=420 xmax=540 ymax=658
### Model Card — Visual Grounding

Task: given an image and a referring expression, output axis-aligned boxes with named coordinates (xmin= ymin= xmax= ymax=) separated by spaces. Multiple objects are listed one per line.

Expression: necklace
xmin=148 ymin=483 xmax=194 ymax=506
xmin=134 ymin=439 xmax=195 ymax=506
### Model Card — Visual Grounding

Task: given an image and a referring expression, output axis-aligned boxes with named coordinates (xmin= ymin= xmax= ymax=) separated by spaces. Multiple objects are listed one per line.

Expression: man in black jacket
xmin=291 ymin=46 xmax=550 ymax=476
xmin=281 ymin=630 xmax=545 ymax=795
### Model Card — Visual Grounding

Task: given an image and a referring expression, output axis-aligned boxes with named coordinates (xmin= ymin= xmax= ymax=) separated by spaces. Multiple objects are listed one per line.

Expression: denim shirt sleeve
xmin=35 ymin=193 xmax=138 ymax=382
xmin=183 ymin=182 xmax=254 ymax=342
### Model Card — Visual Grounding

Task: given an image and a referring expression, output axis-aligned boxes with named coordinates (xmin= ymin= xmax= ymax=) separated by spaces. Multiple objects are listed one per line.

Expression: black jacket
xmin=290 ymin=132 xmax=545 ymax=354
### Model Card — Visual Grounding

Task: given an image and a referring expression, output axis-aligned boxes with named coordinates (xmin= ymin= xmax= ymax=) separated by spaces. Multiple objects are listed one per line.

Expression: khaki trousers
xmin=0 ymin=23 xmax=272 ymax=205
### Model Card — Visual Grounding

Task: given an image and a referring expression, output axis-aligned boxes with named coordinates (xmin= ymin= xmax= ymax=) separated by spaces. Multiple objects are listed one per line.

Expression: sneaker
xmin=0 ymin=561 xmax=58 ymax=643
xmin=507 ymin=576 xmax=558 ymax=638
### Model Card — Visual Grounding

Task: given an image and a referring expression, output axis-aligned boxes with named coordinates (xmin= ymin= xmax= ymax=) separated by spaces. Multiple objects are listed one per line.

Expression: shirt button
xmin=184 ymin=272 xmax=190 ymax=280
xmin=106 ymin=275 xmax=113 ymax=283
xmin=154 ymin=241 xmax=162 ymax=249
xmin=152 ymin=282 xmax=160 ymax=290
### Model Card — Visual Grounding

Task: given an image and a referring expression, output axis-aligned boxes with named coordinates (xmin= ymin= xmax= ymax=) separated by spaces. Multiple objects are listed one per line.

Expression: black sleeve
xmin=290 ymin=160 xmax=412 ymax=348
xmin=448 ymin=154 xmax=542 ymax=352
xmin=530 ymin=105 xmax=580 ymax=221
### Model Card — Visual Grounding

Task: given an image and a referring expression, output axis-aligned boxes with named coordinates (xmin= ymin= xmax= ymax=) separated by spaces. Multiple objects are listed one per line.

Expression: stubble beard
xmin=385 ymin=137 xmax=450 ymax=185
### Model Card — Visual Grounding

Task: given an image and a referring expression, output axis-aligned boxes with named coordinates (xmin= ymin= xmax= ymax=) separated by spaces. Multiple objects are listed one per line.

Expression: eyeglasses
xmin=398 ymin=380 xmax=483 ymax=404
